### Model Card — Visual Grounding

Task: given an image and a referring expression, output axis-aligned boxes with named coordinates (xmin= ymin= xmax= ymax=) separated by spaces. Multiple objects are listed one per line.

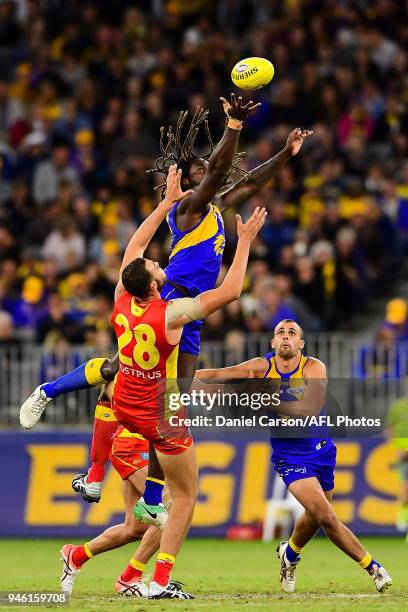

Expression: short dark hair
xmin=274 ymin=319 xmax=304 ymax=339
xmin=121 ymin=258 xmax=152 ymax=299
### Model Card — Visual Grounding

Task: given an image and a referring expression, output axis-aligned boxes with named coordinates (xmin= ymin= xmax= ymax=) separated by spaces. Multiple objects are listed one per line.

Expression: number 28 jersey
xmin=111 ymin=291 xmax=179 ymax=409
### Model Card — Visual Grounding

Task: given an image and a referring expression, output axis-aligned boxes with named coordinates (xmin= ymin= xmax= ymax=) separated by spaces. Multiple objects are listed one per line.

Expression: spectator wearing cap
xmin=15 ymin=131 xmax=47 ymax=185
xmin=70 ymin=129 xmax=104 ymax=192
xmin=62 ymin=272 xmax=93 ymax=324
xmin=11 ymin=275 xmax=46 ymax=332
xmin=384 ymin=298 xmax=408 ymax=342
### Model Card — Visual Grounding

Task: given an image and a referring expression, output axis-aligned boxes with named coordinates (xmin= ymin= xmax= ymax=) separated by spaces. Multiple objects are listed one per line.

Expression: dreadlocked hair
xmin=147 ymin=106 xmax=248 ymax=197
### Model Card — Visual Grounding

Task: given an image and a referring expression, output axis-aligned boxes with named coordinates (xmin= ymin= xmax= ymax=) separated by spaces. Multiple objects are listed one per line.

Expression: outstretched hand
xmin=285 ymin=128 xmax=313 ymax=156
xmin=220 ymin=93 xmax=261 ymax=122
xmin=236 ymin=206 xmax=267 ymax=242
xmin=161 ymin=164 xmax=193 ymax=210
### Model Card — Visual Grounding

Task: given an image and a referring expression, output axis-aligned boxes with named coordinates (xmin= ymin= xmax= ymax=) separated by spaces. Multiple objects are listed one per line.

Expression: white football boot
xmin=277 ymin=540 xmax=301 ymax=593
xmin=20 ymin=385 xmax=52 ymax=429
xmin=60 ymin=544 xmax=81 ymax=595
xmin=149 ymin=580 xmax=194 ymax=599
xmin=114 ymin=577 xmax=148 ymax=597
xmin=72 ymin=472 xmax=102 ymax=503
xmin=370 ymin=563 xmax=392 ymax=592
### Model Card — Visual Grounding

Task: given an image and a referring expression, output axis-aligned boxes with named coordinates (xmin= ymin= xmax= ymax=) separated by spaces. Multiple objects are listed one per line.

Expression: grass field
xmin=0 ymin=537 xmax=407 ymax=611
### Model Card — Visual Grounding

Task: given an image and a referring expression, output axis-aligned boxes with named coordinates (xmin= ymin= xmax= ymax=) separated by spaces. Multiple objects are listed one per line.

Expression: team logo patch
xmin=214 ymin=234 xmax=225 ymax=255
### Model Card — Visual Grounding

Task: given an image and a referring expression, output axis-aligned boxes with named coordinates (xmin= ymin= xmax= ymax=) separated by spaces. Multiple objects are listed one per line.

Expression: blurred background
xmin=0 ymin=0 xmax=407 ymax=540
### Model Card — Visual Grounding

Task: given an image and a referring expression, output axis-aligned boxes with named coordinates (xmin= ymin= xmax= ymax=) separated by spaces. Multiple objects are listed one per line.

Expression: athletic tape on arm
xmin=166 ymin=296 xmax=203 ymax=326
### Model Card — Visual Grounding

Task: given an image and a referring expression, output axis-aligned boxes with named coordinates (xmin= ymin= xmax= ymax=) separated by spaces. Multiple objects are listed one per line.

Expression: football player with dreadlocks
xmin=20 ymin=95 xmax=312 ymax=524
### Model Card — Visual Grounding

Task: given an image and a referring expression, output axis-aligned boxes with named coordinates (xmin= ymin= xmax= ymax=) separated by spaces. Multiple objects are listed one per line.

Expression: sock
xmin=285 ymin=537 xmax=302 ymax=563
xmin=152 ymin=552 xmax=175 ymax=587
xmin=358 ymin=552 xmax=380 ymax=572
xmin=88 ymin=400 xmax=117 ymax=483
xmin=72 ymin=543 xmax=94 ymax=567
xmin=143 ymin=477 xmax=165 ymax=505
xmin=121 ymin=559 xmax=145 ymax=582
xmin=42 ymin=358 xmax=108 ymax=399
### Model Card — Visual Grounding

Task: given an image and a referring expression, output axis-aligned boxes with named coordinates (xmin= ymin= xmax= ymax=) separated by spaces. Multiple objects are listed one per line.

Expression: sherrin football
xmin=231 ymin=57 xmax=274 ymax=90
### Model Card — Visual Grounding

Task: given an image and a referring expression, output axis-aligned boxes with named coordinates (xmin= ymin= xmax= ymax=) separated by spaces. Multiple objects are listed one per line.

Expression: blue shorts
xmin=161 ymin=282 xmax=202 ymax=356
xmin=273 ymin=444 xmax=337 ymax=491
xmin=179 ymin=319 xmax=202 ymax=355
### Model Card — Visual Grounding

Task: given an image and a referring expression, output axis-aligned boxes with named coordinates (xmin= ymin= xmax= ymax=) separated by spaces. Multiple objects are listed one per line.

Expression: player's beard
xmin=277 ymin=344 xmax=296 ymax=359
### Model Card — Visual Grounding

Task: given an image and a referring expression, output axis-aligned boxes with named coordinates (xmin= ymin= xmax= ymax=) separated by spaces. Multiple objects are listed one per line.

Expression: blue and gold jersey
xmin=265 ymin=351 xmax=333 ymax=461
xmin=162 ymin=201 xmax=225 ymax=298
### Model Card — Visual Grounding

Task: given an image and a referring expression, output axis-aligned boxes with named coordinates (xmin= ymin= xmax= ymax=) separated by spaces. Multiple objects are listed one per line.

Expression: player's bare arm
xmin=277 ymin=357 xmax=327 ymax=418
xmin=219 ymin=128 xmax=313 ymax=211
xmin=165 ymin=206 xmax=266 ymax=340
xmin=195 ymin=357 xmax=269 ymax=381
xmin=114 ymin=165 xmax=191 ymax=302
xmin=177 ymin=93 xmax=260 ymax=224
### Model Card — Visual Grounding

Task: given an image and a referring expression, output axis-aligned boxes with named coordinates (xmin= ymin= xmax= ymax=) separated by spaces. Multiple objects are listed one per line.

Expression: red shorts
xmin=110 ymin=428 xmax=150 ymax=480
xmin=113 ymin=398 xmax=193 ymax=456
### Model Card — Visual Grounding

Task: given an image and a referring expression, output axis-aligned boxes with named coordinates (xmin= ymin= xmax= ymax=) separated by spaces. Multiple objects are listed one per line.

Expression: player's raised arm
xmin=165 ymin=206 xmax=266 ymax=336
xmin=114 ymin=165 xmax=192 ymax=301
xmin=178 ymin=94 xmax=260 ymax=216
xmin=219 ymin=128 xmax=313 ymax=211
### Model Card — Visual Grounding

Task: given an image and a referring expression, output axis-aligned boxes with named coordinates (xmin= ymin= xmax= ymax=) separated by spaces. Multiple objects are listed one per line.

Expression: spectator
xmin=335 ymin=227 xmax=367 ymax=323
xmin=0 ymin=0 xmax=406 ymax=341
xmin=258 ymin=280 xmax=298 ymax=331
xmin=36 ymin=293 xmax=85 ymax=344
xmin=42 ymin=215 xmax=85 ymax=272
xmin=33 ymin=142 xmax=79 ymax=206
xmin=0 ymin=310 xmax=14 ymax=342
xmin=293 ymin=256 xmax=326 ymax=320
xmin=353 ymin=326 xmax=407 ymax=380
xmin=384 ymin=298 xmax=408 ymax=342
xmin=39 ymin=333 xmax=82 ymax=385
xmin=11 ymin=275 xmax=47 ymax=333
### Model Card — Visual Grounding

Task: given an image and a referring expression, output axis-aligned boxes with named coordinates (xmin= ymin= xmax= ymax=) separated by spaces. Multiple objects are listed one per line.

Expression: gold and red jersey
xmin=111 ymin=291 xmax=179 ymax=411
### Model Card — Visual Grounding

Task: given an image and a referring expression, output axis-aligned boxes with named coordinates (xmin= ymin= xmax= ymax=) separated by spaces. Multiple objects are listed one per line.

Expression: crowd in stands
xmin=0 ymin=0 xmax=408 ymax=353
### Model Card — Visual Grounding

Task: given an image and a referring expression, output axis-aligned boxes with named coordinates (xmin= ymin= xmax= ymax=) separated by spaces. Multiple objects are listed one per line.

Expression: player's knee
xmin=101 ymin=355 xmax=119 ymax=382
xmin=315 ymin=508 xmax=338 ymax=531
xmin=171 ymin=483 xmax=197 ymax=507
xmin=124 ymin=520 xmax=146 ymax=541
xmin=304 ymin=510 xmax=319 ymax=528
